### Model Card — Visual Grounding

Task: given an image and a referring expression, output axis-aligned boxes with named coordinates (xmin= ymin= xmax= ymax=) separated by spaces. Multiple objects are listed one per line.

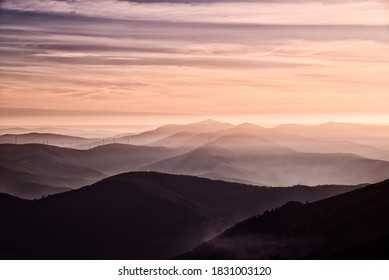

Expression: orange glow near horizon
xmin=0 ymin=0 xmax=388 ymax=128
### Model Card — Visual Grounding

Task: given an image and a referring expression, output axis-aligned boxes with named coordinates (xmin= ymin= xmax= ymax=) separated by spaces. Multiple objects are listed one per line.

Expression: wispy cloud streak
xmin=2 ymin=0 xmax=388 ymax=25
xmin=0 ymin=0 xmax=388 ymax=126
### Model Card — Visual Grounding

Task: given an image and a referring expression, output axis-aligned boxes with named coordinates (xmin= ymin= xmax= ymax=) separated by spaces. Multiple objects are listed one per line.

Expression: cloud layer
xmin=0 ymin=0 xmax=389 ymax=126
xmin=2 ymin=0 xmax=389 ymax=25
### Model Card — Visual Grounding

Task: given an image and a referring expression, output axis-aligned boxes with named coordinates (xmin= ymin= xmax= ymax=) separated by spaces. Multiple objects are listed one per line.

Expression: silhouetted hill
xmin=0 ymin=193 xmax=28 ymax=213
xmin=143 ymin=143 xmax=258 ymax=185
xmin=0 ymin=127 xmax=114 ymax=138
xmin=0 ymin=172 xmax=361 ymax=259
xmin=117 ymin=119 xmax=233 ymax=145
xmin=150 ymin=121 xmax=389 ymax=161
xmin=2 ymin=121 xmax=389 ymax=197
xmin=149 ymin=122 xmax=290 ymax=150
xmin=149 ymin=132 xmax=199 ymax=149
xmin=0 ymin=144 xmax=106 ymax=191
xmin=0 ymin=166 xmax=71 ymax=199
xmin=144 ymin=122 xmax=389 ymax=185
xmin=0 ymin=143 xmax=180 ymax=196
xmin=182 ymin=179 xmax=389 ymax=260
xmin=275 ymin=122 xmax=389 ymax=151
xmin=0 ymin=143 xmax=180 ymax=175
xmin=0 ymin=144 xmax=104 ymax=179
xmin=0 ymin=132 xmax=96 ymax=147
xmin=84 ymin=144 xmax=181 ymax=174
xmin=143 ymin=138 xmax=389 ymax=186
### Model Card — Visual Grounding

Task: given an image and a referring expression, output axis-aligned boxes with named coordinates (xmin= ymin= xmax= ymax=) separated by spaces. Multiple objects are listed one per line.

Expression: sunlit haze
xmin=1 ymin=0 xmax=389 ymax=130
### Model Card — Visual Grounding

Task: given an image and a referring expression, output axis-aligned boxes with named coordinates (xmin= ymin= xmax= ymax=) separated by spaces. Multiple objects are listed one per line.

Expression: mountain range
xmin=0 ymin=172 xmax=366 ymax=259
xmin=0 ymin=143 xmax=181 ymax=198
xmin=275 ymin=122 xmax=389 ymax=151
xmin=181 ymin=178 xmax=389 ymax=260
xmin=1 ymin=120 xmax=389 ymax=198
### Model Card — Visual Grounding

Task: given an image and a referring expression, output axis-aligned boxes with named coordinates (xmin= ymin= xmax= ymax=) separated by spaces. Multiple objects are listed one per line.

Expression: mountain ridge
xmin=181 ymin=179 xmax=389 ymax=260
xmin=0 ymin=171 xmax=364 ymax=259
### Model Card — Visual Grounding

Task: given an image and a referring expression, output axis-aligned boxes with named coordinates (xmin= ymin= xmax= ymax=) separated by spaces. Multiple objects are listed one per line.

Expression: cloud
xmin=0 ymin=107 xmax=186 ymax=117
xmin=1 ymin=0 xmax=389 ymax=122
xmin=2 ymin=0 xmax=388 ymax=25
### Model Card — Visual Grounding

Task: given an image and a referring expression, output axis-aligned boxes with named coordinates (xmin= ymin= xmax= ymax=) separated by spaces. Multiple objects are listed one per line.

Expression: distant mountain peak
xmin=234 ymin=122 xmax=268 ymax=131
xmin=192 ymin=119 xmax=229 ymax=126
xmin=236 ymin=122 xmax=260 ymax=127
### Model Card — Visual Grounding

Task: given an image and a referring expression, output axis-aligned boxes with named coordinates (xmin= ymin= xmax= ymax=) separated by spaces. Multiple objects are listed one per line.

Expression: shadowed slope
xmin=275 ymin=122 xmax=389 ymax=151
xmin=0 ymin=173 xmax=226 ymax=259
xmin=0 ymin=144 xmax=105 ymax=180
xmin=0 ymin=172 xmax=362 ymax=259
xmin=0 ymin=143 xmax=181 ymax=196
xmin=0 ymin=193 xmax=28 ymax=213
xmin=84 ymin=144 xmax=181 ymax=174
xmin=0 ymin=133 xmax=97 ymax=148
xmin=182 ymin=179 xmax=389 ymax=260
xmin=0 ymin=166 xmax=71 ymax=199
xmin=118 ymin=119 xmax=233 ymax=145
xmin=144 ymin=136 xmax=389 ymax=186
xmin=150 ymin=122 xmax=389 ymax=161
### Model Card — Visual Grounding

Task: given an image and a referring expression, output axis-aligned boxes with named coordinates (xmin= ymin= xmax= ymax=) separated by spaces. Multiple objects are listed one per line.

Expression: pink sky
xmin=0 ymin=0 xmax=388 ymax=128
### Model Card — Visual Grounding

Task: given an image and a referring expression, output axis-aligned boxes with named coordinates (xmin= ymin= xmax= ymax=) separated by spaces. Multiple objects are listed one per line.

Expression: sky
xmin=0 ymin=0 xmax=389 ymax=130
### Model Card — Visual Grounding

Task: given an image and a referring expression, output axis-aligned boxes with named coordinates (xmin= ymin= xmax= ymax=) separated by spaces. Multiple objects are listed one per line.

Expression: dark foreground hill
xmin=0 ymin=193 xmax=28 ymax=213
xmin=181 ymin=179 xmax=389 ymax=260
xmin=0 ymin=172 xmax=361 ymax=259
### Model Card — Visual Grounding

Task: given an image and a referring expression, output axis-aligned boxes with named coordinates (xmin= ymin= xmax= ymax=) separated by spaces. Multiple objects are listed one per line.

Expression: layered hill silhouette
xmin=0 ymin=127 xmax=114 ymax=138
xmin=140 ymin=121 xmax=389 ymax=185
xmin=275 ymin=122 xmax=389 ymax=152
xmin=143 ymin=138 xmax=389 ymax=186
xmin=3 ymin=121 xmax=389 ymax=158
xmin=116 ymin=119 xmax=233 ymax=146
xmin=0 ymin=133 xmax=97 ymax=148
xmin=0 ymin=144 xmax=107 ymax=196
xmin=149 ymin=122 xmax=389 ymax=161
xmin=0 ymin=166 xmax=71 ymax=199
xmin=2 ymin=120 xmax=389 ymax=197
xmin=0 ymin=172 xmax=362 ymax=259
xmin=0 ymin=143 xmax=181 ymax=197
xmin=182 ymin=179 xmax=389 ymax=260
